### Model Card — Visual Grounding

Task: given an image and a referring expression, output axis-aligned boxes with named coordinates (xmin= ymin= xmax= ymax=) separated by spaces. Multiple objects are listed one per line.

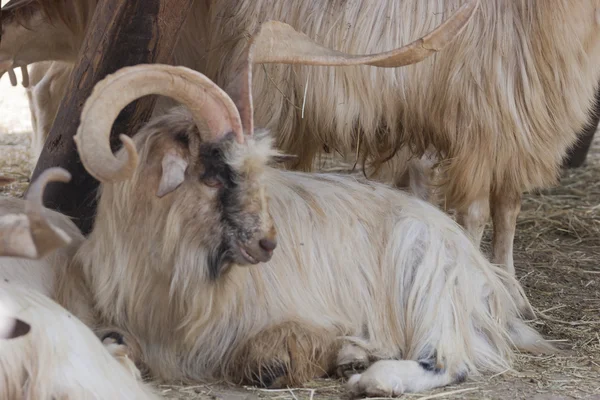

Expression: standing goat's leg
xmin=490 ymin=188 xmax=521 ymax=276
xmin=407 ymin=158 xmax=432 ymax=202
xmin=393 ymin=150 xmax=437 ymax=202
xmin=490 ymin=188 xmax=534 ymax=318
xmin=455 ymin=192 xmax=490 ymax=248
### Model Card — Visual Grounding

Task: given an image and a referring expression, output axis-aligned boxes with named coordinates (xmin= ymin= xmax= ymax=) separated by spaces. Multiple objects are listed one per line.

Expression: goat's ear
xmin=157 ymin=151 xmax=188 ymax=198
xmin=269 ymin=154 xmax=297 ymax=165
xmin=0 ymin=316 xmax=31 ymax=340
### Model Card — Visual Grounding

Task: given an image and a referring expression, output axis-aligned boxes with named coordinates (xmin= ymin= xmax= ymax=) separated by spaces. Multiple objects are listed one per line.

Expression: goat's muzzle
xmin=237 ymin=237 xmax=277 ymax=264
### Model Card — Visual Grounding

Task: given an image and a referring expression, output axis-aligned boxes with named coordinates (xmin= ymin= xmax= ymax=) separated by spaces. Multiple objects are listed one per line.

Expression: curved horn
xmin=231 ymin=0 xmax=479 ymax=135
xmin=0 ymin=167 xmax=72 ymax=259
xmin=73 ymin=64 xmax=244 ymax=183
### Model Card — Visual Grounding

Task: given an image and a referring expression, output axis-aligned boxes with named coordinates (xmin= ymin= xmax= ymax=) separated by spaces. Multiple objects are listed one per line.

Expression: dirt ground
xmin=1 ymin=70 xmax=599 ymax=399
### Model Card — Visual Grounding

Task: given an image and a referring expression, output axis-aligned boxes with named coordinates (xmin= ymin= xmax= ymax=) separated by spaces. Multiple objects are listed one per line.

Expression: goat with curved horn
xmin=0 ymin=167 xmax=72 ymax=259
xmin=73 ymin=65 xmax=244 ymax=183
xmin=229 ymin=0 xmax=480 ymax=135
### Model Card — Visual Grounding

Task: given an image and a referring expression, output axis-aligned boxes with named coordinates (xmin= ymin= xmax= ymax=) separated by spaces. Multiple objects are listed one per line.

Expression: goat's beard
xmin=207 ymin=240 xmax=234 ymax=280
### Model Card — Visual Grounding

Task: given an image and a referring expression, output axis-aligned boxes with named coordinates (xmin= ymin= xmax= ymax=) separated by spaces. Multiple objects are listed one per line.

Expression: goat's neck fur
xmin=72 ymin=110 xmax=547 ymax=383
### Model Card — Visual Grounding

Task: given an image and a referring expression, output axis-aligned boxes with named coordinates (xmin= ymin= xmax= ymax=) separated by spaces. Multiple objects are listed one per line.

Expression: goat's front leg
xmin=490 ymin=188 xmax=534 ymax=318
xmin=228 ymin=321 xmax=339 ymax=388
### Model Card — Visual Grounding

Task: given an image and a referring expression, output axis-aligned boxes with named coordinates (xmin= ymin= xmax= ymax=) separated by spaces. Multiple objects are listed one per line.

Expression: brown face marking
xmin=144 ymin=114 xmax=273 ymax=280
xmin=198 ymin=136 xmax=266 ymax=279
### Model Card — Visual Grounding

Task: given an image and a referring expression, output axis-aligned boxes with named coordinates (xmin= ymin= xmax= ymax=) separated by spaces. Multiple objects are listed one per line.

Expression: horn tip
xmin=119 ymin=134 xmax=140 ymax=180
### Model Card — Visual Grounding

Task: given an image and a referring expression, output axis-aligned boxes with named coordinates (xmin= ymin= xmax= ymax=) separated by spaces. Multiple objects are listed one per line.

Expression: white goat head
xmin=75 ymin=66 xmax=282 ymax=279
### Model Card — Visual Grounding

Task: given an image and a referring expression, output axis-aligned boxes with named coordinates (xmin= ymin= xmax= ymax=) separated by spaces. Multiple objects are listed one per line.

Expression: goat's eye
xmin=202 ymin=177 xmax=223 ymax=189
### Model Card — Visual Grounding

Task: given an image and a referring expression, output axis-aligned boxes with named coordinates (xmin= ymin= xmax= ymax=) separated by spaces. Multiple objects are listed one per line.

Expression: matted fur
xmin=65 ymin=108 xmax=551 ymax=392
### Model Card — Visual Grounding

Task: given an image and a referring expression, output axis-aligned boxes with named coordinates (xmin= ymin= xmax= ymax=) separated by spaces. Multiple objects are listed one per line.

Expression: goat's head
xmin=73 ymin=2 xmax=479 ymax=277
xmin=128 ymin=110 xmax=281 ymax=273
xmin=73 ymin=65 xmax=282 ymax=277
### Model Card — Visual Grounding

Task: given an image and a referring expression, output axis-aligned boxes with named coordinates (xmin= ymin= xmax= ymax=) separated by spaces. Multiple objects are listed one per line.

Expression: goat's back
xmin=178 ymin=0 xmax=600 ymax=207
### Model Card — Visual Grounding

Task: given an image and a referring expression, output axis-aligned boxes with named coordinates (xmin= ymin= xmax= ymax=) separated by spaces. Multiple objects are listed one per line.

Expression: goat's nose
xmin=259 ymin=238 xmax=277 ymax=252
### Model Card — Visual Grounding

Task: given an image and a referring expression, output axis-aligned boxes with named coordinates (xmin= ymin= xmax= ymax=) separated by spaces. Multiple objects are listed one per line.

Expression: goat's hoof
xmin=336 ymin=342 xmax=371 ymax=379
xmin=337 ymin=360 xmax=369 ymax=379
xmin=249 ymin=361 xmax=289 ymax=388
xmin=101 ymin=331 xmax=125 ymax=346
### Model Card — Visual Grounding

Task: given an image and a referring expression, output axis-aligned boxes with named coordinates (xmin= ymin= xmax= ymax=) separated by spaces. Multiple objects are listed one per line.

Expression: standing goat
xmin=2 ymin=0 xmax=600 ymax=279
xmin=0 ymin=169 xmax=158 ymax=399
xmin=24 ymin=61 xmax=73 ymax=163
xmin=64 ymin=21 xmax=551 ymax=395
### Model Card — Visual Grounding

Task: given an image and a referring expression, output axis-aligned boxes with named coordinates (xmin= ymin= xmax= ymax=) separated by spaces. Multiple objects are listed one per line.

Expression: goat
xmin=3 ymin=0 xmax=600 ymax=281
xmin=0 ymin=168 xmax=159 ymax=399
xmin=67 ymin=38 xmax=552 ymax=396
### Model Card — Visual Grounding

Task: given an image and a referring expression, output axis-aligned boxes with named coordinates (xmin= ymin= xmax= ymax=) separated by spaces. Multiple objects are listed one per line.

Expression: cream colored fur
xmin=62 ymin=109 xmax=552 ymax=395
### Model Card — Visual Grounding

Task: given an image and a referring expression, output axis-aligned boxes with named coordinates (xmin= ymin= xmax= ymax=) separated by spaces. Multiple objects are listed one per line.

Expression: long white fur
xmin=66 ymin=114 xmax=551 ymax=394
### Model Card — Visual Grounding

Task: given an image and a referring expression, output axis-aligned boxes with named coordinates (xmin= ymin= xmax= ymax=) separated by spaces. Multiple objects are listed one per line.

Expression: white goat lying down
xmin=66 ymin=37 xmax=553 ymax=396
xmin=0 ymin=169 xmax=158 ymax=399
